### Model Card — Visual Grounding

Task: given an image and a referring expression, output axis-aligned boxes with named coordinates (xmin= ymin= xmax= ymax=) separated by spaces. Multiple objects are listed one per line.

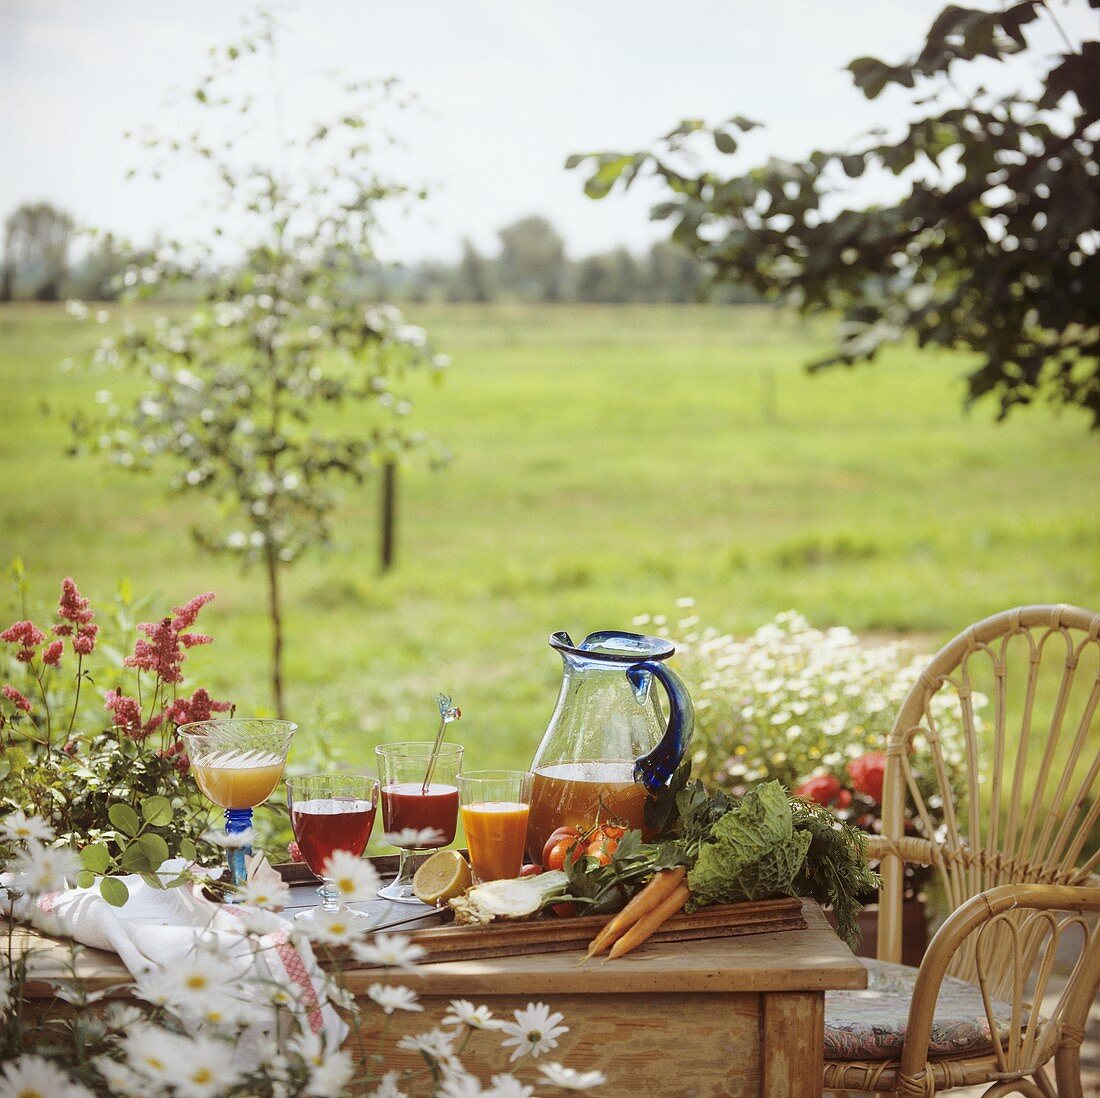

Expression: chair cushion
xmin=824 ymin=958 xmax=1017 ymax=1061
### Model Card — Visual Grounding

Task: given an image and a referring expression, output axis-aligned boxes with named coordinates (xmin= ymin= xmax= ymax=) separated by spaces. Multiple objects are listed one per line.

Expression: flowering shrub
xmin=643 ymin=609 xmax=981 ymax=897
xmin=0 ymin=572 xmax=234 ymax=903
xmin=1 ymin=813 xmax=605 ymax=1097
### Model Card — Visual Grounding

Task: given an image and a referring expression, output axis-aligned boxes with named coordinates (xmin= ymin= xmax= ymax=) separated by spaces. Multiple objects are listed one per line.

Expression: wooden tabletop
xmin=15 ymin=888 xmax=866 ymax=1000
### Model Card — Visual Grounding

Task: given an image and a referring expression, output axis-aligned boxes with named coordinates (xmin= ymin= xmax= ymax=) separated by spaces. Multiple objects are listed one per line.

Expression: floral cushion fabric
xmin=824 ymin=958 xmax=1017 ymax=1060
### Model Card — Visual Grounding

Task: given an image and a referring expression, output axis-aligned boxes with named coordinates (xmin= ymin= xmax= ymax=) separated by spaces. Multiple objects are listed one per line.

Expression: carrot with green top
xmin=586 ymin=866 xmax=687 ymax=958
xmin=607 ymin=882 xmax=691 ymax=959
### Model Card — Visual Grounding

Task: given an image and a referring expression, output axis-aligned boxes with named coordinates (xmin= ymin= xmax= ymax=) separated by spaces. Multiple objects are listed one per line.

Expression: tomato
xmin=541 ymin=826 xmax=581 ymax=868
xmin=546 ymin=835 xmax=586 ymax=871
xmin=518 ymin=863 xmax=543 ymax=877
xmin=600 ymin=825 xmax=626 ymax=839
xmin=550 ymin=901 xmax=577 ymax=918
xmin=585 ymin=833 xmax=618 ymax=865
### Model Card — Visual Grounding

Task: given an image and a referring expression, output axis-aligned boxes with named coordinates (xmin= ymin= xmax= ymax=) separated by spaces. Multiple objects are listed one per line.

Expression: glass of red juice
xmin=376 ymin=741 xmax=463 ymax=903
xmin=286 ymin=774 xmax=379 ymax=921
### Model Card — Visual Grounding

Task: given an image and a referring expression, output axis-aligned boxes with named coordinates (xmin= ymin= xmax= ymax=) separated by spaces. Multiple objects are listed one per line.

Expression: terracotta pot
xmin=827 ymin=896 xmax=929 ymax=968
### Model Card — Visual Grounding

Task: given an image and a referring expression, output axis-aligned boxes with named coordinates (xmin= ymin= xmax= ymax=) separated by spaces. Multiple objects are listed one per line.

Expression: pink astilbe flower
xmin=166 ymin=687 xmax=232 ymax=728
xmin=2 ymin=684 xmax=31 ymax=713
xmin=125 ymin=593 xmax=216 ymax=685
xmin=104 ymin=689 xmax=144 ymax=738
xmin=172 ymin=592 xmax=216 ymax=632
xmin=72 ymin=625 xmax=98 ymax=655
xmin=41 ymin=640 xmax=64 ymax=667
xmin=1 ymin=620 xmax=46 ymax=662
xmin=57 ymin=578 xmax=95 ymax=626
xmin=157 ymin=739 xmax=190 ymax=774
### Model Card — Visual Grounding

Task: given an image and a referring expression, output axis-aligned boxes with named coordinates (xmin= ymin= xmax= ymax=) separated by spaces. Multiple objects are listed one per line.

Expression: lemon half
xmin=412 ymin=849 xmax=472 ymax=905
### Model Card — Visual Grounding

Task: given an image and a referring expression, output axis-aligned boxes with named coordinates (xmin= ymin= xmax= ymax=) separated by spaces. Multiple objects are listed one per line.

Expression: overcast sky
xmin=1 ymin=0 xmax=1087 ymax=262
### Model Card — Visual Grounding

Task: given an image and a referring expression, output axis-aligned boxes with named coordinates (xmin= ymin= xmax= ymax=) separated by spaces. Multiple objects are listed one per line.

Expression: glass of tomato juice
xmin=458 ymin=770 xmax=532 ymax=883
xmin=376 ymin=741 xmax=463 ymax=903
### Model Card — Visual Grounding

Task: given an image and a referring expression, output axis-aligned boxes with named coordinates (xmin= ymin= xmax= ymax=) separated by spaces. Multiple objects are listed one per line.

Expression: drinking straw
xmin=421 ymin=693 xmax=461 ymax=795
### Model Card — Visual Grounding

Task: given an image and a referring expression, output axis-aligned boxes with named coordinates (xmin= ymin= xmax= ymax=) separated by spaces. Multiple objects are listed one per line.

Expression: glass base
xmin=377 ymin=847 xmax=438 ymax=903
xmin=293 ymin=905 xmax=373 ymax=921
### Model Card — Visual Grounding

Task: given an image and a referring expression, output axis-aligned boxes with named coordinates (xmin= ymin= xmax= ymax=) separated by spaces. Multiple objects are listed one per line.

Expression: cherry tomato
xmin=541 ymin=826 xmax=580 ymax=868
xmin=518 ymin=863 xmax=543 ymax=877
xmin=550 ymin=901 xmax=577 ymax=918
xmin=546 ymin=836 xmax=584 ymax=871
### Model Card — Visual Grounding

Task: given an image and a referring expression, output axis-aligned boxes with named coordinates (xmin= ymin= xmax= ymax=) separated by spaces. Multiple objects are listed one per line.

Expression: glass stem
xmin=318 ymin=879 xmax=341 ymax=913
xmin=225 ymin=806 xmax=253 ymax=892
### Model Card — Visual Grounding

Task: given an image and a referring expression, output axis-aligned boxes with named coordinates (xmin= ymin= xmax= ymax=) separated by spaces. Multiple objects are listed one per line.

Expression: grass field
xmin=1 ymin=301 xmax=1097 ymax=777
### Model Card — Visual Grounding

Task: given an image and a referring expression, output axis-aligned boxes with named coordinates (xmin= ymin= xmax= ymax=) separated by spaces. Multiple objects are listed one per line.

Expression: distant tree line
xmin=0 ymin=203 xmax=757 ymax=306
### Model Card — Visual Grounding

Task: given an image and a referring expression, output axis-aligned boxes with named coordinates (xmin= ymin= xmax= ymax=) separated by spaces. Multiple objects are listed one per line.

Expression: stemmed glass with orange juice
xmin=458 ymin=770 xmax=532 ymax=882
xmin=180 ymin=718 xmax=296 ymax=894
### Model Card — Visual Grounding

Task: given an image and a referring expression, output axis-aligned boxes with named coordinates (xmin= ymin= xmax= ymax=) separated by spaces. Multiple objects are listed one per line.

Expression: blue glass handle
xmin=224 ymin=807 xmax=253 ymax=896
xmin=629 ymin=661 xmax=695 ymax=792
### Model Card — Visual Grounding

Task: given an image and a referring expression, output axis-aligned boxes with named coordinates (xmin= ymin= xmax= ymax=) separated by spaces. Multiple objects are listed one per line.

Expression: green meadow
xmin=1 ymin=301 xmax=1097 ymax=776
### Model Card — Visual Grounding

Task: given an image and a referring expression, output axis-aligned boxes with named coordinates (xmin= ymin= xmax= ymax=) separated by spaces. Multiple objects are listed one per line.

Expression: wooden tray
xmin=353 ymin=896 xmax=806 ymax=965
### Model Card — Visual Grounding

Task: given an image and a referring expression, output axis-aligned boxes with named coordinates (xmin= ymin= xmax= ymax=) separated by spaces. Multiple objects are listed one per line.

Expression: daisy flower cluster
xmin=1 ymin=810 xmax=607 ymax=1097
xmin=650 ymin=609 xmax=976 ymax=804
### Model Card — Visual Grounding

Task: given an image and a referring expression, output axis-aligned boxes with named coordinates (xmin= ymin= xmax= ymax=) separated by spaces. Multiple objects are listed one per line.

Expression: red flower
xmin=72 ymin=625 xmax=98 ymax=655
xmin=42 ymin=640 xmax=64 ymax=667
xmin=794 ymin=773 xmax=852 ymax=808
xmin=57 ymin=578 xmax=95 ymax=626
xmin=166 ymin=687 xmax=232 ymax=728
xmin=847 ymin=751 xmax=888 ymax=804
xmin=1 ymin=620 xmax=45 ymax=663
xmin=105 ymin=689 xmax=145 ymax=739
xmin=125 ymin=593 xmax=215 ymax=685
xmin=2 ymin=684 xmax=31 ymax=713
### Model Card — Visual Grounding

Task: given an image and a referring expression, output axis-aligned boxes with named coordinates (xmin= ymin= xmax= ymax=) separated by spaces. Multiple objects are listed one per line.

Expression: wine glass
xmin=459 ymin=770 xmax=532 ymax=883
xmin=179 ymin=718 xmax=296 ymax=895
xmin=375 ymin=741 xmax=463 ymax=903
xmin=286 ymin=774 xmax=379 ymax=921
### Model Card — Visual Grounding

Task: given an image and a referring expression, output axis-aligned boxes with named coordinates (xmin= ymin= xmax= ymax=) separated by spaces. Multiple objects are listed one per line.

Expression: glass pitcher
xmin=526 ymin=630 xmax=694 ymax=859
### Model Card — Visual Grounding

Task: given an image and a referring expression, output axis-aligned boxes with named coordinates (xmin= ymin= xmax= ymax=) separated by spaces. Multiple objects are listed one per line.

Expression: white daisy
xmin=122 ymin=1026 xmax=185 ymax=1083
xmin=0 ymin=1054 xmax=94 ymax=1098
xmin=201 ymin=827 xmax=255 ymax=849
xmin=144 ymin=954 xmax=231 ymax=1012
xmin=443 ymin=999 xmax=502 ymax=1030
xmin=305 ymin=1052 xmax=355 ymax=1098
xmin=486 ymin=1075 xmax=535 ymax=1098
xmin=287 ymin=1030 xmax=327 ymax=1068
xmin=366 ymin=983 xmax=423 ymax=1014
xmin=370 ymin=1070 xmax=410 ymax=1098
xmin=9 ymin=841 xmax=80 ymax=895
xmin=103 ymin=1004 xmax=147 ymax=1031
xmin=173 ymin=1035 xmax=241 ymax=1098
xmin=538 ymin=1062 xmax=608 ymax=1090
xmin=92 ymin=1058 xmax=147 ymax=1098
xmin=396 ymin=1027 xmax=460 ymax=1070
xmin=321 ymin=849 xmax=380 ymax=902
xmin=351 ymin=932 xmax=426 ymax=973
xmin=383 ymin=827 xmax=444 ymax=848
xmin=185 ymin=989 xmax=253 ymax=1030
xmin=239 ymin=874 xmax=291 ymax=911
xmin=439 ymin=1074 xmax=484 ymax=1098
xmin=498 ymin=1002 xmax=568 ymax=1062
xmin=235 ymin=905 xmax=287 ymax=936
xmin=296 ymin=907 xmax=372 ymax=946
xmin=0 ymin=811 xmax=55 ymax=844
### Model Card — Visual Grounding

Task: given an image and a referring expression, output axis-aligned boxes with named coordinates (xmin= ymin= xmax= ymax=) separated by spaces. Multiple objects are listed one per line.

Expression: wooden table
xmin=17 ymin=888 xmax=865 ymax=1098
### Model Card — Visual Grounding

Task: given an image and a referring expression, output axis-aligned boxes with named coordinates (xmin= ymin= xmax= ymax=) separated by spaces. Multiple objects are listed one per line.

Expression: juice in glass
xmin=380 ymin=782 xmax=460 ymax=847
xmin=462 ymin=801 xmax=530 ymax=881
xmin=526 ymin=759 xmax=651 ymax=859
xmin=291 ymin=797 xmax=377 ymax=875
xmin=191 ymin=756 xmax=286 ymax=808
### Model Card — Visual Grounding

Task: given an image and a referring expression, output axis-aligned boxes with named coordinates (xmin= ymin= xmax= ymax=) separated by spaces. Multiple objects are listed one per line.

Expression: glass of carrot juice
xmin=458 ymin=770 xmax=532 ymax=883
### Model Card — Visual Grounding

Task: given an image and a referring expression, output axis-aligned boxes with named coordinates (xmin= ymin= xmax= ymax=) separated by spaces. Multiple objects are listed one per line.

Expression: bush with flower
xmin=0 ymin=570 xmax=235 ymax=904
xmin=1 ymin=811 xmax=605 ymax=1097
xmin=645 ymin=609 xmax=981 ymax=898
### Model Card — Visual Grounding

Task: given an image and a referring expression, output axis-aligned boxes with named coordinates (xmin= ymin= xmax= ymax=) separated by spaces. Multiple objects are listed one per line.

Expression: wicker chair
xmin=823 ymin=604 xmax=1100 ymax=1097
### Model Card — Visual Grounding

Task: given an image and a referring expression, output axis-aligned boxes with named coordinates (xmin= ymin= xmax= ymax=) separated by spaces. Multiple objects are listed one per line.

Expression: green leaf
xmin=120 ymin=844 xmax=153 ymax=872
xmin=79 ymin=843 xmax=111 ymax=874
xmin=714 ymin=130 xmax=738 ymax=155
xmin=179 ymin=837 xmax=197 ymax=863
xmin=141 ymin=796 xmax=173 ymax=826
xmin=76 ymin=870 xmax=95 ymax=889
xmin=108 ymin=803 xmax=140 ymax=837
xmin=137 ymin=833 xmax=171 ymax=869
xmin=99 ymin=877 xmax=129 ymax=907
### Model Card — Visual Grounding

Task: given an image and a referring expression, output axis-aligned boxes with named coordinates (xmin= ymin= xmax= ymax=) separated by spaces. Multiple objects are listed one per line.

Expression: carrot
xmin=607 ymin=882 xmax=691 ymax=960
xmin=586 ymin=866 xmax=687 ymax=958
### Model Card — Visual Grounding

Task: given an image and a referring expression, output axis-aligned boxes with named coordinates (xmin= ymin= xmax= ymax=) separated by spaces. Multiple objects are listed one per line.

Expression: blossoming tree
xmin=70 ymin=11 xmax=449 ymax=715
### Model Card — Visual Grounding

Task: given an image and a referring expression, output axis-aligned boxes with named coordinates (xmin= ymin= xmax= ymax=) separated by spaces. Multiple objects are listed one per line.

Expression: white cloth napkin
xmin=9 ymin=861 xmax=347 ymax=1057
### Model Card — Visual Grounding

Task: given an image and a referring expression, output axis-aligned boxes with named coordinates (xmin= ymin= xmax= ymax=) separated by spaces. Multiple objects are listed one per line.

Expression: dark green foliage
xmin=571 ymin=1 xmax=1100 ymax=427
